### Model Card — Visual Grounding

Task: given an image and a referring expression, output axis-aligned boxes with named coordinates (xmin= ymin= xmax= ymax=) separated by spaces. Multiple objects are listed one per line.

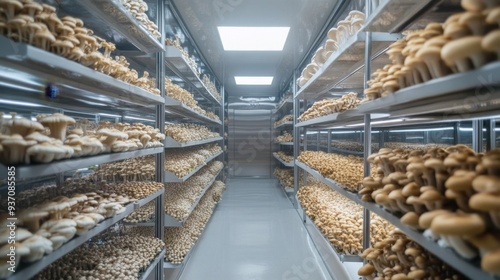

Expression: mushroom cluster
xmin=330 ymin=141 xmax=452 ymax=153
xmin=166 ymin=123 xmax=220 ymax=143
xmin=0 ymin=113 xmax=164 ymax=165
xmin=331 ymin=140 xmax=378 ymax=153
xmin=298 ymin=151 xmax=375 ymax=192
xmin=275 ymin=131 xmax=294 ymax=143
xmin=358 ymin=229 xmax=465 ymax=280
xmin=93 ymin=155 xmax=156 ymax=183
xmin=124 ymin=201 xmax=154 ymax=223
xmin=99 ymin=181 xmax=164 ymax=200
xmin=274 ymin=115 xmax=293 ymax=127
xmin=202 ymin=74 xmax=222 ymax=102
xmin=298 ymin=92 xmax=362 ymax=122
xmin=361 ymin=145 xmax=500 ymax=274
xmin=297 ymin=11 xmax=365 ymax=87
xmin=164 ymin=180 xmax=225 ymax=264
xmin=165 ymin=144 xmax=222 ymax=178
xmin=364 ymin=1 xmax=500 ymax=100
xmin=273 ymin=151 xmax=294 ymax=163
xmin=273 ymin=167 xmax=311 ymax=190
xmin=119 ymin=0 xmax=161 ymax=39
xmin=0 ymin=0 xmax=160 ymax=95
xmin=165 ymin=78 xmax=221 ymax=122
xmin=298 ymin=182 xmax=394 ymax=255
xmin=165 ymin=36 xmax=200 ymax=77
xmin=34 ymin=234 xmax=165 ymax=280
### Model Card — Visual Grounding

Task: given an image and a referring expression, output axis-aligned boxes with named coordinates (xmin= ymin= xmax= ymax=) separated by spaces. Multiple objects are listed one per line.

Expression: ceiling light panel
xmin=218 ymin=26 xmax=290 ymax=51
xmin=235 ymin=76 xmax=274 ymax=85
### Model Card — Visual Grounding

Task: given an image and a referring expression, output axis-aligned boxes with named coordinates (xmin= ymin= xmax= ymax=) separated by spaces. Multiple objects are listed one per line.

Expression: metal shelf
xmin=296 ymin=199 xmax=362 ymax=280
xmin=329 ymin=147 xmax=364 ymax=157
xmin=165 ymin=46 xmax=221 ymax=105
xmin=357 ymin=61 xmax=500 ymax=119
xmin=0 ymin=147 xmax=164 ymax=181
xmin=296 ymin=110 xmax=364 ymax=128
xmin=164 ymin=136 xmax=223 ymax=148
xmin=165 ymin=96 xmax=222 ymax=125
xmin=273 ymin=153 xmax=294 ymax=167
xmin=297 ymin=160 xmax=497 ymax=280
xmin=164 ymin=150 xmax=223 ymax=183
xmin=8 ymin=188 xmax=164 ymax=280
xmin=274 ymin=121 xmax=294 ymax=129
xmin=138 ymin=249 xmax=166 ymax=280
xmin=164 ymin=194 xmax=223 ymax=269
xmin=362 ymin=0 xmax=435 ymax=33
xmin=277 ymin=142 xmax=294 ymax=146
xmin=274 ymin=97 xmax=293 ymax=114
xmin=295 ymin=32 xmax=398 ymax=100
xmin=55 ymin=0 xmax=164 ymax=53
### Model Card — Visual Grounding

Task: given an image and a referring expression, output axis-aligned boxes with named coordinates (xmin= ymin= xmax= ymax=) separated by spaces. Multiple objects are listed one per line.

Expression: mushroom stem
xmin=489 ymin=212 xmax=500 ymax=230
xmin=445 ymin=235 xmax=478 ymax=259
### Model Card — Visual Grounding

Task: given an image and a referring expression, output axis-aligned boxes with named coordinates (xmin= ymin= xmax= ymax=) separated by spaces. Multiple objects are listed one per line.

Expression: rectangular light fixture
xmin=235 ymin=76 xmax=273 ymax=85
xmin=218 ymin=26 xmax=290 ymax=51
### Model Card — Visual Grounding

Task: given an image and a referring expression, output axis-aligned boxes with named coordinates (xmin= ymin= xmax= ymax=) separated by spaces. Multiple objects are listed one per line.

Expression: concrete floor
xmin=178 ymin=178 xmax=333 ymax=280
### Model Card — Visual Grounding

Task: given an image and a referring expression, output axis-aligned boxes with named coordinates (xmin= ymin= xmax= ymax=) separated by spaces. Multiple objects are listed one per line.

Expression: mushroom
xmin=467 ymin=232 xmax=500 ymax=257
xmin=97 ymin=128 xmax=128 ymax=153
xmin=459 ymin=11 xmax=488 ymax=35
xmin=445 ymin=170 xmax=476 ymax=211
xmin=430 ymin=212 xmax=486 ymax=259
xmin=486 ymin=6 xmax=500 ymax=27
xmin=73 ymin=214 xmax=96 ymax=235
xmin=38 ymin=113 xmax=76 ymax=141
xmin=0 ymin=227 xmax=32 ymax=244
xmin=22 ymin=234 xmax=53 ymax=262
xmin=416 ymin=46 xmax=450 ymax=79
xmin=482 ymin=30 xmax=500 ymax=60
xmin=482 ymin=249 xmax=500 ymax=276
xmin=33 ymin=27 xmax=55 ymax=51
xmin=1 ymin=134 xmax=36 ymax=165
xmin=358 ymin=263 xmax=375 ymax=280
xmin=0 ymin=0 xmax=22 ymax=21
xmin=444 ymin=22 xmax=470 ymax=40
xmin=18 ymin=209 xmax=49 ymax=232
xmin=4 ymin=117 xmax=44 ymax=136
xmin=400 ymin=211 xmax=420 ymax=230
xmin=469 ymin=192 xmax=500 ymax=229
xmin=441 ymin=36 xmax=490 ymax=73
xmin=418 ymin=209 xmax=452 ymax=240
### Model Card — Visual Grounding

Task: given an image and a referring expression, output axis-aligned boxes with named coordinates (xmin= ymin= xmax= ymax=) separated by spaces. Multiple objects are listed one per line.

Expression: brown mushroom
xmin=441 ymin=36 xmax=490 ymax=73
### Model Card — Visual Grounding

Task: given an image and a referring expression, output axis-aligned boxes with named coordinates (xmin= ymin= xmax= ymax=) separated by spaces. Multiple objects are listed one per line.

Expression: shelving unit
xmin=9 ymin=189 xmax=164 ymax=280
xmin=274 ymin=121 xmax=294 ymax=129
xmin=139 ymin=249 xmax=167 ymax=280
xmin=164 ymin=151 xmax=223 ymax=183
xmin=273 ymin=153 xmax=293 ymax=167
xmin=273 ymin=97 xmax=293 ymax=115
xmin=278 ymin=142 xmax=294 ymax=146
xmin=164 ymin=137 xmax=223 ymax=148
xmin=165 ymin=96 xmax=222 ymax=125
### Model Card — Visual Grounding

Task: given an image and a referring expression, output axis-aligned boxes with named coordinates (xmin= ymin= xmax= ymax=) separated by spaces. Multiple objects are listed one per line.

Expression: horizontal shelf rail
xmin=273 ymin=153 xmax=294 ymax=167
xmin=165 ymin=96 xmax=222 ymax=125
xmin=164 ymin=150 xmax=223 ymax=183
xmin=164 ymin=137 xmax=223 ymax=148
xmin=274 ymin=121 xmax=294 ymax=129
xmin=138 ymin=249 xmax=166 ymax=280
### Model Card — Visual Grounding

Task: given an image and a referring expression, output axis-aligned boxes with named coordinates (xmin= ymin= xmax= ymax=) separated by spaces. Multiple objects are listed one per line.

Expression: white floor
xmin=178 ymin=178 xmax=333 ymax=280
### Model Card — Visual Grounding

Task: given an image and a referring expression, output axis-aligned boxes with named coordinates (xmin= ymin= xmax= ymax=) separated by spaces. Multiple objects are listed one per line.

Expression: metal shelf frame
xmin=164 ymin=150 xmax=223 ymax=183
xmin=0 ymin=147 xmax=164 ymax=181
xmin=8 ymin=189 xmax=164 ymax=280
xmin=139 ymin=249 xmax=167 ymax=280
xmin=164 ymin=136 xmax=223 ymax=148
xmin=273 ymin=153 xmax=294 ymax=167
xmin=273 ymin=97 xmax=293 ymax=115
xmin=274 ymin=121 xmax=294 ymax=129
xmin=165 ymin=96 xmax=222 ymax=125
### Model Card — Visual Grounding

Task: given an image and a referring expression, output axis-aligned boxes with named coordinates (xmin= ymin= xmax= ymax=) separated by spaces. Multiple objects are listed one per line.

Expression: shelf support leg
xmin=327 ymin=129 xmax=332 ymax=153
xmin=293 ymin=70 xmax=299 ymax=210
xmin=472 ymin=120 xmax=483 ymax=153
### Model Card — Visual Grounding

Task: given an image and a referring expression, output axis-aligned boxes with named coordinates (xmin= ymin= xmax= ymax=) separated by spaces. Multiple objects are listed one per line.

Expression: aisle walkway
xmin=178 ymin=178 xmax=333 ymax=280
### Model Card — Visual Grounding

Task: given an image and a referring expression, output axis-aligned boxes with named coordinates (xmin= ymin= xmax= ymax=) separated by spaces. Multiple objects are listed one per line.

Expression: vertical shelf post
xmin=293 ymin=70 xmax=300 ymax=209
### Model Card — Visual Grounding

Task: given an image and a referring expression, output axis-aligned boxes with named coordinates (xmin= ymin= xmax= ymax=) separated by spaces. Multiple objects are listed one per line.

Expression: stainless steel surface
xmin=273 ymin=153 xmax=294 ymax=167
xmin=178 ymin=179 xmax=332 ymax=280
xmin=472 ymin=120 xmax=483 ymax=153
xmin=165 ymin=96 xmax=222 ymax=125
xmin=171 ymin=0 xmax=341 ymax=98
xmin=139 ymin=249 xmax=167 ymax=280
xmin=165 ymin=46 xmax=220 ymax=104
xmin=53 ymin=0 xmax=164 ymax=53
xmin=9 ymin=189 xmax=164 ymax=280
xmin=0 ymin=147 xmax=163 ymax=181
xmin=164 ymin=151 xmax=223 ymax=182
xmin=164 ymin=137 xmax=223 ymax=148
xmin=327 ymin=130 xmax=332 ymax=153
xmin=228 ymin=110 xmax=272 ymax=178
xmin=295 ymin=32 xmax=399 ymax=100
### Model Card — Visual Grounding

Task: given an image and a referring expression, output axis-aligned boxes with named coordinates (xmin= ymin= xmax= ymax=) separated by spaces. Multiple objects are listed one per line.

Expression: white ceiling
xmin=171 ymin=0 xmax=341 ymax=98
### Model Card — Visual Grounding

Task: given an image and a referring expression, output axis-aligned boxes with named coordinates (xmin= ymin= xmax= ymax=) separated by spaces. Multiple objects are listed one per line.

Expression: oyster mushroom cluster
xmin=165 ymin=36 xmax=200 ymax=77
xmin=34 ymin=234 xmax=164 ymax=280
xmin=275 ymin=131 xmax=294 ymax=143
xmin=166 ymin=123 xmax=220 ymax=143
xmin=0 ymin=0 xmax=160 ymax=95
xmin=358 ymin=229 xmax=464 ymax=280
xmin=298 ymin=182 xmax=394 ymax=255
xmin=0 ymin=113 xmax=164 ymax=165
xmin=364 ymin=1 xmax=500 ymax=100
xmin=119 ymin=0 xmax=161 ymax=39
xmin=202 ymin=74 xmax=222 ymax=102
xmin=99 ymin=181 xmax=164 ymax=200
xmin=165 ymin=144 xmax=222 ymax=178
xmin=274 ymin=115 xmax=293 ymax=127
xmin=298 ymin=151 xmax=375 ymax=192
xmin=297 ymin=11 xmax=365 ymax=87
xmin=273 ymin=151 xmax=293 ymax=164
xmin=298 ymin=92 xmax=361 ymax=122
xmin=331 ymin=140 xmax=378 ymax=153
xmin=164 ymin=180 xmax=225 ymax=264
xmin=165 ymin=78 xmax=221 ymax=122
xmin=93 ymin=155 xmax=156 ymax=183
xmin=361 ymin=145 xmax=500 ymax=274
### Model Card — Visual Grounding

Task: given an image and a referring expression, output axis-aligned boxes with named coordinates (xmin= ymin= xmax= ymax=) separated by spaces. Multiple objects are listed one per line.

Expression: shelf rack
xmin=56 ymin=0 xmax=164 ymax=53
xmin=296 ymin=111 xmax=364 ymax=128
xmin=139 ymin=249 xmax=167 ymax=280
xmin=273 ymin=153 xmax=294 ymax=167
xmin=274 ymin=121 xmax=294 ymax=129
xmin=165 ymin=46 xmax=221 ymax=105
xmin=277 ymin=142 xmax=295 ymax=146
xmin=295 ymin=32 xmax=399 ymax=100
xmin=164 ymin=150 xmax=223 ymax=183
xmin=0 ymin=147 xmax=164 ymax=181
xmin=273 ymin=97 xmax=293 ymax=114
xmin=9 ymin=189 xmax=165 ymax=280
xmin=164 ymin=137 xmax=223 ymax=148
xmin=296 ymin=160 xmax=497 ymax=280
xmin=165 ymin=96 xmax=222 ymax=125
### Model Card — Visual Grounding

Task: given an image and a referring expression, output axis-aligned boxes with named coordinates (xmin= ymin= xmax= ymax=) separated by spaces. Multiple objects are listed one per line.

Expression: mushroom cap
xmin=441 ymin=36 xmax=483 ymax=65
xmin=39 ymin=113 xmax=76 ymax=126
xmin=5 ymin=117 xmax=44 ymax=134
xmin=472 ymin=175 xmax=500 ymax=192
xmin=358 ymin=263 xmax=375 ymax=276
xmin=402 ymin=182 xmax=420 ymax=197
xmin=445 ymin=170 xmax=476 ymax=191
xmin=18 ymin=209 xmax=49 ymax=222
xmin=418 ymin=209 xmax=452 ymax=229
xmin=0 ymin=242 xmax=29 ymax=257
xmin=97 ymin=128 xmax=129 ymax=139
xmin=461 ymin=0 xmax=486 ymax=12
xmin=24 ymin=132 xmax=52 ymax=143
xmin=486 ymin=7 xmax=500 ymax=25
xmin=407 ymin=269 xmax=427 ymax=279
xmin=73 ymin=215 xmax=95 ymax=228
xmin=419 ymin=189 xmax=443 ymax=202
xmin=469 ymin=192 xmax=500 ymax=211
xmin=468 ymin=233 xmax=500 ymax=250
xmin=482 ymin=249 xmax=500 ymax=274
xmin=401 ymin=211 xmax=420 ymax=228
xmin=0 ymin=227 xmax=32 ymax=243
xmin=430 ymin=212 xmax=486 ymax=235
xmin=482 ymin=30 xmax=500 ymax=52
